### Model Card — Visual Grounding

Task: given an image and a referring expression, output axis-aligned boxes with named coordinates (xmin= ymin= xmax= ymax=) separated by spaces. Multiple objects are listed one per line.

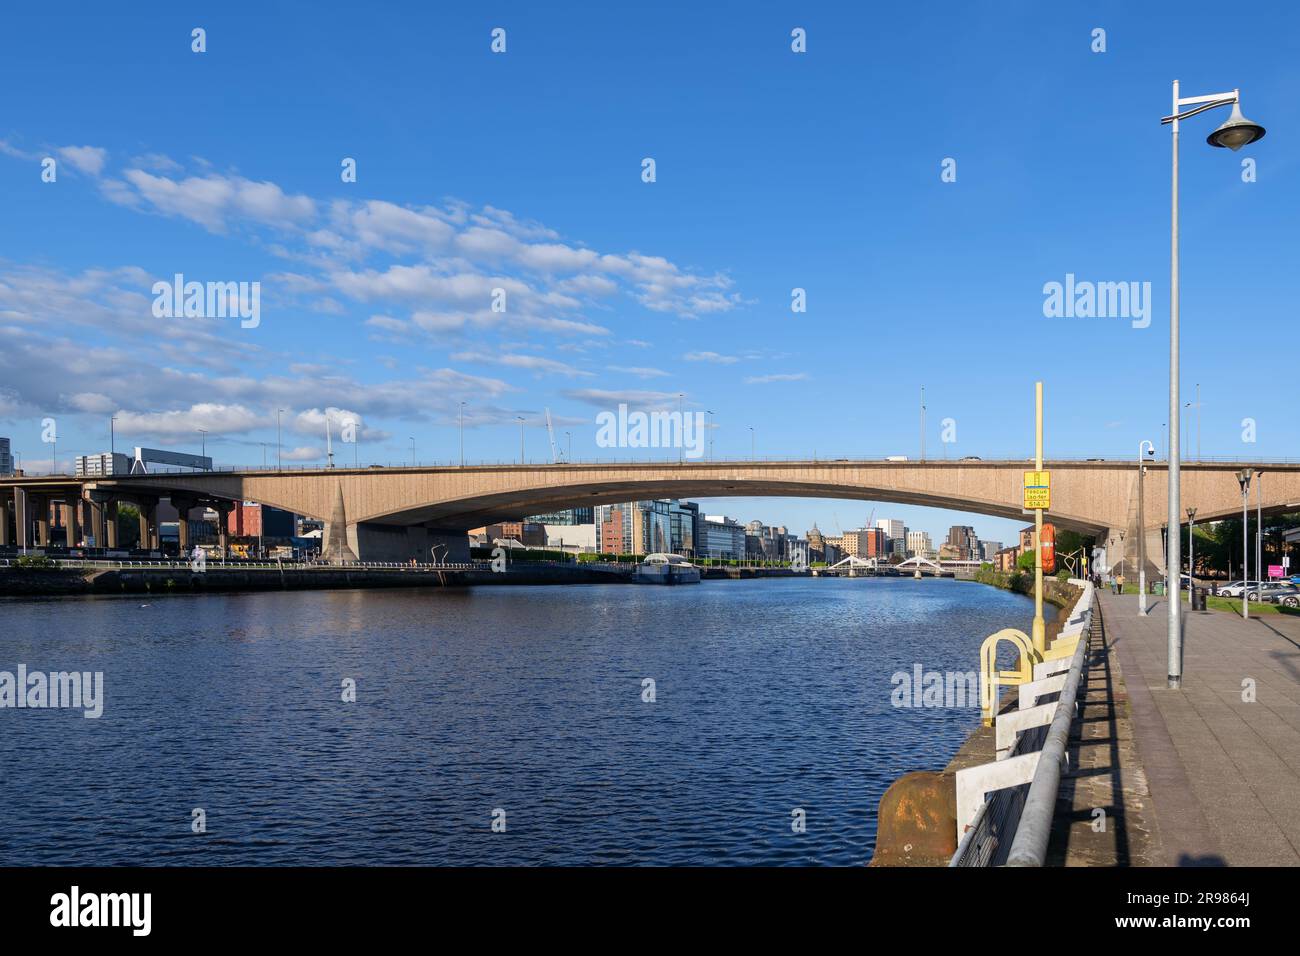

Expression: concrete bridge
xmin=1 ymin=458 xmax=1297 ymax=566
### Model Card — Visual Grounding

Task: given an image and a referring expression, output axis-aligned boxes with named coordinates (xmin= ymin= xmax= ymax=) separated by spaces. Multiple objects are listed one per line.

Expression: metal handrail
xmin=1004 ymin=616 xmax=1091 ymax=866
xmin=13 ymin=453 xmax=1300 ymax=479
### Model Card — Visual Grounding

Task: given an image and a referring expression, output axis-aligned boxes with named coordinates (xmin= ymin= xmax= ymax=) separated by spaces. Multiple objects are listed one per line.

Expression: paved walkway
xmin=1097 ymin=592 xmax=1300 ymax=865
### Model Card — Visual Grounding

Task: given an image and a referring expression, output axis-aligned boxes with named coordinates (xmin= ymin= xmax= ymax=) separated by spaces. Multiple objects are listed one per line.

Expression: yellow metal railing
xmin=979 ymin=628 xmax=1039 ymax=726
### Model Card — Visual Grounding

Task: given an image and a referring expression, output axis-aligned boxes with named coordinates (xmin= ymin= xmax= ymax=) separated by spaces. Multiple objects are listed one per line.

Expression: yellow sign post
xmin=1030 ymin=383 xmax=1046 ymax=654
xmin=1023 ymin=471 xmax=1051 ymax=510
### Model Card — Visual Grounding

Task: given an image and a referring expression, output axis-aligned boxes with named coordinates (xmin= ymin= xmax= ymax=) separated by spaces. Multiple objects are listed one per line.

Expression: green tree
xmin=115 ymin=504 xmax=141 ymax=549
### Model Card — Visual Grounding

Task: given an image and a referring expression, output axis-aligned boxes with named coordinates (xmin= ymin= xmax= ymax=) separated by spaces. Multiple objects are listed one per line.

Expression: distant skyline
xmin=1 ymin=3 xmax=1296 ymax=546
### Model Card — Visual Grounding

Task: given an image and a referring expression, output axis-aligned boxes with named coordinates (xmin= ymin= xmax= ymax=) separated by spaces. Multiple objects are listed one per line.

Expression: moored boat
xmin=634 ymin=553 xmax=701 ymax=585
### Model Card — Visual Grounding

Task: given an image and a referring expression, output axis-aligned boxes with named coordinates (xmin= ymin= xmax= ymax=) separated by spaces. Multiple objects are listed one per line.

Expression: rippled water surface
xmin=0 ymin=577 xmax=1050 ymax=865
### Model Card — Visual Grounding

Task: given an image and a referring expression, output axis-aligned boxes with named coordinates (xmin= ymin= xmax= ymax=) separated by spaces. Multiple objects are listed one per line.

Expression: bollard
xmin=868 ymin=771 xmax=958 ymax=866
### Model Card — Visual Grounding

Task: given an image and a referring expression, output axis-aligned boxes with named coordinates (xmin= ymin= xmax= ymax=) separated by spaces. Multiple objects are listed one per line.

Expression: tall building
xmin=594 ymin=500 xmax=678 ymax=554
xmin=906 ymin=530 xmax=932 ymax=557
xmin=75 ymin=452 xmax=130 ymax=477
xmin=670 ymin=501 xmax=700 ymax=556
xmin=745 ymin=521 xmax=794 ymax=561
xmin=947 ymin=525 xmax=980 ymax=561
xmin=0 ymin=437 xmax=11 ymax=476
xmin=877 ymin=518 xmax=905 ymax=540
xmin=596 ymin=504 xmax=628 ymax=553
xmin=979 ymin=540 xmax=1003 ymax=561
xmin=700 ymin=514 xmax=746 ymax=560
xmin=807 ymin=524 xmax=829 ymax=562
xmin=838 ymin=529 xmax=866 ymax=557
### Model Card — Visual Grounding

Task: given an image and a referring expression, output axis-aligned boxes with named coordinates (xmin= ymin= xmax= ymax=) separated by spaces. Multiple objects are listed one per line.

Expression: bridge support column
xmin=65 ymin=498 xmax=82 ymax=549
xmin=322 ymin=483 xmax=358 ymax=564
xmin=89 ymin=490 xmax=118 ymax=549
xmin=13 ymin=487 xmax=29 ymax=550
xmin=214 ymin=501 xmax=232 ymax=559
xmin=35 ymin=497 xmax=50 ymax=547
xmin=105 ymin=499 xmax=118 ymax=549
xmin=0 ymin=492 xmax=10 ymax=547
xmin=88 ymin=497 xmax=104 ymax=548
xmin=171 ymin=497 xmax=197 ymax=553
xmin=137 ymin=499 xmax=159 ymax=551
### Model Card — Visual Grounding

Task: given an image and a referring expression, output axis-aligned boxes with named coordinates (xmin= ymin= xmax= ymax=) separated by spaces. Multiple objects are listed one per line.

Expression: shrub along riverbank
xmin=972 ymin=562 xmax=1076 ymax=609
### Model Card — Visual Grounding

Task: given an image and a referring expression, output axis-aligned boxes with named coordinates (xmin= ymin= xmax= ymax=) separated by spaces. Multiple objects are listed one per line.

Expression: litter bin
xmin=1154 ymin=580 xmax=1165 ymax=596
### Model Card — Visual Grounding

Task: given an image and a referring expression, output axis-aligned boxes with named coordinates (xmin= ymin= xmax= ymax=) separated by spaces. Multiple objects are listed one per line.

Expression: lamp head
xmin=1237 ymin=468 xmax=1253 ymax=491
xmin=1208 ymin=102 xmax=1266 ymax=151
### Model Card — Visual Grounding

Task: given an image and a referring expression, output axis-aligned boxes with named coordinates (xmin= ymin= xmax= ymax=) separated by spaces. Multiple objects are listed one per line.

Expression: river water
xmin=0 ymin=577 xmax=1049 ymax=865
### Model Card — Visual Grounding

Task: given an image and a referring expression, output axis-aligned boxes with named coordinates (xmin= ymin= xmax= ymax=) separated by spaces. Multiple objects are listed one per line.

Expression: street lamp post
xmin=459 ymin=401 xmax=466 ymax=468
xmin=409 ymin=437 xmax=416 ymax=467
xmin=344 ymin=421 xmax=358 ymax=467
xmin=920 ymin=385 xmax=926 ymax=461
xmin=1160 ymin=81 xmax=1265 ymax=689
xmin=277 ymin=409 xmax=284 ymax=470
xmin=517 ymin=416 xmax=525 ymax=465
xmin=1187 ymin=506 xmax=1197 ymax=610
xmin=677 ymin=393 xmax=684 ymax=464
xmin=198 ymin=429 xmax=207 ymax=465
xmin=1238 ymin=469 xmax=1252 ymax=619
xmin=1256 ymin=471 xmax=1264 ymax=603
xmin=749 ymin=426 xmax=755 ymax=461
xmin=1138 ymin=440 xmax=1155 ymax=616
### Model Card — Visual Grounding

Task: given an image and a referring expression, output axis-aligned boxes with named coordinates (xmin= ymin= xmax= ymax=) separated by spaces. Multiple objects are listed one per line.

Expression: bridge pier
xmin=13 ymin=487 xmax=28 ymax=550
xmin=34 ymin=496 xmax=50 ymax=547
xmin=171 ymin=496 xmax=199 ymax=553
xmin=137 ymin=499 xmax=159 ymax=551
xmin=60 ymin=497 xmax=81 ymax=549
xmin=214 ymin=501 xmax=233 ymax=557
xmin=105 ymin=499 xmax=118 ymax=549
xmin=88 ymin=497 xmax=104 ymax=548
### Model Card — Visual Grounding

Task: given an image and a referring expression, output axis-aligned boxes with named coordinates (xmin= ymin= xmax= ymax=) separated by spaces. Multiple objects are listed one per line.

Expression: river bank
xmin=0 ymin=561 xmax=820 ymax=597
xmin=0 ymin=563 xmax=630 ymax=596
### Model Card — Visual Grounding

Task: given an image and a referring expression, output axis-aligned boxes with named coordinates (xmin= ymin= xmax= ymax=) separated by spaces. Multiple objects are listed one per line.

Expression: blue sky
xmin=1 ymin=1 xmax=1296 ymax=544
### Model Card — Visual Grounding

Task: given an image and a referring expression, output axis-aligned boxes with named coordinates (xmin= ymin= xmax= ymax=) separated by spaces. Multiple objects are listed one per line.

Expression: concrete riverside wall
xmin=0 ymin=563 xmax=632 ymax=596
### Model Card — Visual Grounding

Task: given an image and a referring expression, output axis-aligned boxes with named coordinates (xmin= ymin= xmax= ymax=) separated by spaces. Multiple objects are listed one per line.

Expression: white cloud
xmin=57 ymin=145 xmax=108 ymax=176
xmin=563 ymin=388 xmax=681 ymax=408
xmin=744 ymin=373 xmax=808 ymax=385
xmin=684 ymin=350 xmax=739 ymax=364
xmin=113 ymin=169 xmax=316 ymax=232
xmin=112 ymin=403 xmax=265 ymax=438
xmin=606 ymin=365 xmax=670 ymax=379
xmin=452 ymin=351 xmax=592 ymax=377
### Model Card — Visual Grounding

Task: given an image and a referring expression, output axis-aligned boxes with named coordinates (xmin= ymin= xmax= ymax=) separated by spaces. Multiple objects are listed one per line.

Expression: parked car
xmin=1217 ymin=580 xmax=1263 ymax=598
xmin=1249 ymin=582 xmax=1298 ymax=604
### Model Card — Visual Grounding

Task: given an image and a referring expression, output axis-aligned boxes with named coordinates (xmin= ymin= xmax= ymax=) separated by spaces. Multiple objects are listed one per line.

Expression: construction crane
xmin=544 ymin=407 xmax=561 ymax=463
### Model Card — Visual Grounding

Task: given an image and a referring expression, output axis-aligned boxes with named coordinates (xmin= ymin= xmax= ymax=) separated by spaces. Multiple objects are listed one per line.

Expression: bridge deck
xmin=1098 ymin=592 xmax=1300 ymax=865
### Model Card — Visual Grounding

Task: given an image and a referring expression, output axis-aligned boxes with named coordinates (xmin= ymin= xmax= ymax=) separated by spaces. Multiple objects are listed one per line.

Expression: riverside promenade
xmin=1097 ymin=592 xmax=1300 ymax=865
